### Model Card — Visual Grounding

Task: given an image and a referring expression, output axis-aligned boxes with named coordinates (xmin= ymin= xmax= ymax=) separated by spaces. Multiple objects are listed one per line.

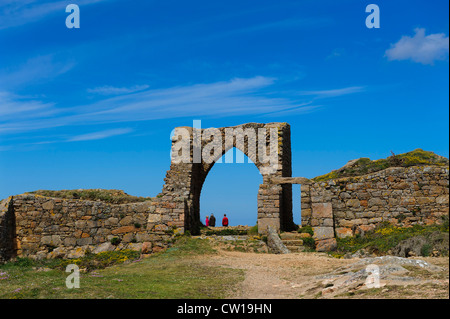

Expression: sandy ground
xmin=198 ymin=250 xmax=449 ymax=299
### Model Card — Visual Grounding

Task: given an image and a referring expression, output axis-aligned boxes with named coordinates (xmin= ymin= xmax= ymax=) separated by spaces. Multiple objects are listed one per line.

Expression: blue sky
xmin=0 ymin=0 xmax=448 ymax=226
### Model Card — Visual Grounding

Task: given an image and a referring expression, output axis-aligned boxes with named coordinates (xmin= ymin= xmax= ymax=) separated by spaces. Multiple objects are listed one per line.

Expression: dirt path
xmin=198 ymin=250 xmax=449 ymax=299
xmin=200 ymin=250 xmax=353 ymax=298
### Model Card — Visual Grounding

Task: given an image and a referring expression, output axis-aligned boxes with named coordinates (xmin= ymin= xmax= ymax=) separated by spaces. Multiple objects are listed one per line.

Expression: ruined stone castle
xmin=1 ymin=123 xmax=448 ymax=261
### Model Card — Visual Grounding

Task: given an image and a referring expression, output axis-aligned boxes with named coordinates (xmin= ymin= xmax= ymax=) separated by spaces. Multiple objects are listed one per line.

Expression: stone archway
xmin=156 ymin=122 xmax=295 ymax=235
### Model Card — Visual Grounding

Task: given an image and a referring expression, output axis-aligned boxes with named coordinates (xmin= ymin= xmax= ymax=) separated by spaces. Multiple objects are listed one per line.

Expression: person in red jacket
xmin=222 ymin=214 xmax=229 ymax=227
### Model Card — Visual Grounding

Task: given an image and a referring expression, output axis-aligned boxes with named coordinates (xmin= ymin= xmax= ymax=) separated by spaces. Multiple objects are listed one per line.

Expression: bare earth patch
xmin=197 ymin=249 xmax=449 ymax=299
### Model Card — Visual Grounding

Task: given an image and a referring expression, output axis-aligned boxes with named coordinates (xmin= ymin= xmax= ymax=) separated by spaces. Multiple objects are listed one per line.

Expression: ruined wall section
xmin=0 ymin=194 xmax=184 ymax=261
xmin=301 ymin=166 xmax=449 ymax=241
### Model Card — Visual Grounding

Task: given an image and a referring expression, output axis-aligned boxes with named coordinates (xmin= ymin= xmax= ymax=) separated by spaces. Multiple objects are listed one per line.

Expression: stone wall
xmin=301 ymin=166 xmax=449 ymax=243
xmin=0 ymin=194 xmax=184 ymax=261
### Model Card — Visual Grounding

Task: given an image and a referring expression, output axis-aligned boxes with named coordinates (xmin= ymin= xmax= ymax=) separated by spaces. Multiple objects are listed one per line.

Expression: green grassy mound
xmin=26 ymin=189 xmax=153 ymax=204
xmin=314 ymin=149 xmax=449 ymax=182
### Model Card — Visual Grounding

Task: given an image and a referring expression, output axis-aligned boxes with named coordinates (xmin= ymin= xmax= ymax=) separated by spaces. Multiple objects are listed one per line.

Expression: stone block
xmin=75 ymin=220 xmax=86 ymax=229
xmin=368 ymin=198 xmax=385 ymax=207
xmin=154 ymin=224 xmax=169 ymax=232
xmin=258 ymin=218 xmax=280 ymax=234
xmin=105 ymin=217 xmax=119 ymax=226
xmin=416 ymin=197 xmax=435 ymax=205
xmin=312 ymin=227 xmax=334 ymax=240
xmin=141 ymin=241 xmax=153 ymax=254
xmin=346 ymin=199 xmax=360 ymax=208
xmin=392 ymin=182 xmax=409 ymax=190
xmin=301 ymin=208 xmax=312 ymax=218
xmin=119 ymin=216 xmax=133 ymax=226
xmin=111 ymin=226 xmax=135 ymax=235
xmin=76 ymin=237 xmax=92 ymax=246
xmin=436 ymin=195 xmax=449 ymax=205
xmin=122 ymin=233 xmax=135 ymax=243
xmin=127 ymin=243 xmax=143 ymax=252
xmin=322 ymin=218 xmax=334 ymax=227
xmin=42 ymin=201 xmax=54 ymax=211
xmin=335 ymin=227 xmax=353 ymax=238
xmin=311 ymin=202 xmax=333 ymax=219
xmin=315 ymin=238 xmax=337 ymax=252
xmin=67 ymin=247 xmax=86 ymax=259
xmin=92 ymin=242 xmax=115 ymax=254
xmin=64 ymin=237 xmax=77 ymax=246
xmin=368 ymin=217 xmax=383 ymax=224
xmin=147 ymin=213 xmax=161 ymax=223
xmin=310 ymin=218 xmax=320 ymax=227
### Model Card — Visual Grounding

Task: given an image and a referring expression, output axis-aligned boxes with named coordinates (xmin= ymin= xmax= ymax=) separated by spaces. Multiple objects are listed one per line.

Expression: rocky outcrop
xmin=318 ymin=256 xmax=444 ymax=297
xmin=391 ymin=231 xmax=449 ymax=257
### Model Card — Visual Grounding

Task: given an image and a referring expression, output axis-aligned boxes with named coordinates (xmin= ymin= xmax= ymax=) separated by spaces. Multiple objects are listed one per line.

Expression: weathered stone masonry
xmin=301 ymin=166 xmax=449 ymax=245
xmin=0 ymin=194 xmax=183 ymax=262
xmin=156 ymin=122 xmax=295 ymax=235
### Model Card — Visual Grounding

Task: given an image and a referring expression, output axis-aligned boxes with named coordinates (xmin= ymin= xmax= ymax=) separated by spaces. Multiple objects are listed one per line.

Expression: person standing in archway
xmin=209 ymin=214 xmax=216 ymax=227
xmin=222 ymin=214 xmax=229 ymax=227
xmin=205 ymin=216 xmax=209 ymax=227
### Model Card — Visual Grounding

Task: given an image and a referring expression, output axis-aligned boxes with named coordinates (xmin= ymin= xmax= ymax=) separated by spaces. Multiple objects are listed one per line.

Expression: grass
xmin=0 ymin=237 xmax=244 ymax=299
xmin=331 ymin=221 xmax=449 ymax=258
xmin=25 ymin=189 xmax=153 ymax=204
xmin=297 ymin=225 xmax=314 ymax=236
xmin=216 ymin=239 xmax=268 ymax=253
xmin=247 ymin=225 xmax=259 ymax=236
xmin=204 ymin=228 xmax=249 ymax=236
xmin=313 ymin=149 xmax=449 ymax=182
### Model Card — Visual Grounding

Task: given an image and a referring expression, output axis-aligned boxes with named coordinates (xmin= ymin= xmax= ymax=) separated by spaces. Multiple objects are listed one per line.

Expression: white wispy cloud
xmin=0 ymin=0 xmax=110 ymax=30
xmin=87 ymin=85 xmax=150 ymax=95
xmin=67 ymin=128 xmax=133 ymax=141
xmin=195 ymin=16 xmax=332 ymax=44
xmin=0 ymin=76 xmax=308 ymax=134
xmin=385 ymin=28 xmax=449 ymax=65
xmin=230 ymin=17 xmax=332 ymax=34
xmin=1 ymin=77 xmax=362 ymax=140
xmin=299 ymin=86 xmax=366 ymax=98
xmin=0 ymin=54 xmax=75 ymax=89
xmin=0 ymin=91 xmax=56 ymax=120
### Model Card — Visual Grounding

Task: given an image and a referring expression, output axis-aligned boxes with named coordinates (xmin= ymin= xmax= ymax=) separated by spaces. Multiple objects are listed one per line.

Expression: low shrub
xmin=298 ymin=225 xmax=314 ymax=236
xmin=110 ymin=237 xmax=121 ymax=245
xmin=55 ymin=250 xmax=141 ymax=271
xmin=247 ymin=225 xmax=259 ymax=236
xmin=302 ymin=237 xmax=316 ymax=251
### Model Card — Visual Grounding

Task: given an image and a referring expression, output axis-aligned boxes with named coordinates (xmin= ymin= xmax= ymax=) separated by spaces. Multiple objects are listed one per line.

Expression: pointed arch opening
xmin=200 ymin=148 xmax=263 ymax=228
